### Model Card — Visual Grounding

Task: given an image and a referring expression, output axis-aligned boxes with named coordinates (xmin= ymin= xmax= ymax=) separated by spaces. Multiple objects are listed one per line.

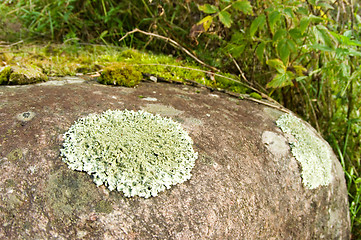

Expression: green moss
xmin=1 ymin=44 xmax=250 ymax=94
xmin=249 ymin=92 xmax=262 ymax=100
xmin=214 ymin=74 xmax=250 ymax=94
xmin=119 ymin=49 xmax=143 ymax=61
xmin=0 ymin=66 xmax=12 ymax=84
xmin=130 ymin=53 xmax=211 ymax=86
xmin=98 ymin=63 xmax=142 ymax=87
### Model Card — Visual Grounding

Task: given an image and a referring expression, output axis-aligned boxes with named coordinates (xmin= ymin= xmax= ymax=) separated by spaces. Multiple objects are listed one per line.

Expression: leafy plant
xmin=197 ymin=1 xmax=252 ymax=29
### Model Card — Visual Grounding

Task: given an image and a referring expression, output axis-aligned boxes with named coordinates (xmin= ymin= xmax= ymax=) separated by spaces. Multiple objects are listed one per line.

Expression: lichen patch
xmin=60 ymin=109 xmax=198 ymax=198
xmin=276 ymin=113 xmax=332 ymax=189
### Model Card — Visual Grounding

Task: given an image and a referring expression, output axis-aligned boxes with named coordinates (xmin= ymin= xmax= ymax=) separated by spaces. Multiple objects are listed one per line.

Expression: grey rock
xmin=0 ymin=79 xmax=350 ymax=239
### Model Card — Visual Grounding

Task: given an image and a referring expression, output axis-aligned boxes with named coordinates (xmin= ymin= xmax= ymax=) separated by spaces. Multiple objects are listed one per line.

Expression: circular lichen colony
xmin=276 ymin=113 xmax=332 ymax=189
xmin=60 ymin=110 xmax=198 ymax=198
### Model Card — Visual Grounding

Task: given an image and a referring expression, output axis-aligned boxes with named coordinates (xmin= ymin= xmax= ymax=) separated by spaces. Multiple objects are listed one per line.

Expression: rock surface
xmin=0 ymin=78 xmax=350 ymax=239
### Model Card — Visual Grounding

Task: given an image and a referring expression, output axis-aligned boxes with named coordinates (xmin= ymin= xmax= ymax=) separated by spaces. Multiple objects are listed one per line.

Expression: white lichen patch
xmin=60 ymin=109 xmax=198 ymax=198
xmin=276 ymin=113 xmax=332 ymax=189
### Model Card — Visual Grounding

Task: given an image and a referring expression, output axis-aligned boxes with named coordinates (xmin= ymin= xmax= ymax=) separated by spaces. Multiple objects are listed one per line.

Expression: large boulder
xmin=0 ymin=78 xmax=350 ymax=239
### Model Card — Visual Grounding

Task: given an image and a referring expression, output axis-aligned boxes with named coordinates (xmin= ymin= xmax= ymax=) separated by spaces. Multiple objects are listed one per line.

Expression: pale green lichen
xmin=60 ymin=109 xmax=198 ymax=198
xmin=276 ymin=113 xmax=332 ymax=189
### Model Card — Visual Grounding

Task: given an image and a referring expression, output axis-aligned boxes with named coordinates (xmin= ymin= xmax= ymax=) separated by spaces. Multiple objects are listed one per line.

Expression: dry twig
xmin=0 ymin=40 xmax=24 ymax=48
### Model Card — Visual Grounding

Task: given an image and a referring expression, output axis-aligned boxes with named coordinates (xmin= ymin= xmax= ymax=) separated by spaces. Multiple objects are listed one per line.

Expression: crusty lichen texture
xmin=60 ymin=109 xmax=198 ymax=198
xmin=276 ymin=113 xmax=332 ymax=189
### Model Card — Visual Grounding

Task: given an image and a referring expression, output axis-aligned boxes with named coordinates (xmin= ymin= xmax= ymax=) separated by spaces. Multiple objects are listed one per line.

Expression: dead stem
xmin=0 ymin=40 xmax=24 ymax=47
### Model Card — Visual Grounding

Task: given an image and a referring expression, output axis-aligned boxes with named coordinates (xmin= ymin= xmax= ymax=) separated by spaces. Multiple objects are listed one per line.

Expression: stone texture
xmin=0 ymin=78 xmax=350 ymax=239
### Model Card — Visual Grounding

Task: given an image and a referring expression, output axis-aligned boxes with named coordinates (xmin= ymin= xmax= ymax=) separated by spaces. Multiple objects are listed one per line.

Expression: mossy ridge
xmin=120 ymin=49 xmax=250 ymax=93
xmin=1 ymin=44 xmax=250 ymax=93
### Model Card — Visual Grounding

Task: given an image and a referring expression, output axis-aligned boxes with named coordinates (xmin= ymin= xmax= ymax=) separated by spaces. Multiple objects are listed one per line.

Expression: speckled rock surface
xmin=0 ymin=78 xmax=350 ymax=239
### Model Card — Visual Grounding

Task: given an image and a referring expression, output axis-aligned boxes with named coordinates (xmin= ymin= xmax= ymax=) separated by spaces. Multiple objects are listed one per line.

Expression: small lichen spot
xmin=16 ymin=111 xmax=35 ymax=122
xmin=6 ymin=148 xmax=23 ymax=161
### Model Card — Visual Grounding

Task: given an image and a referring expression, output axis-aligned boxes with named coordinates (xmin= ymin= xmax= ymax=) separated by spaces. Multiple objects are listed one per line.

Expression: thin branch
xmin=63 ymin=38 xmax=80 ymax=44
xmin=119 ymin=28 xmax=219 ymax=72
xmin=120 ymin=29 xmax=285 ymax=107
xmin=242 ymin=96 xmax=291 ymax=114
xmin=0 ymin=40 xmax=24 ymax=48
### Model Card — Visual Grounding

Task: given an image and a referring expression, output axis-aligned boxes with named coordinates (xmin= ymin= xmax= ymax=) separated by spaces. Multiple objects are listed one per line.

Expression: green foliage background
xmin=1 ymin=0 xmax=361 ymax=237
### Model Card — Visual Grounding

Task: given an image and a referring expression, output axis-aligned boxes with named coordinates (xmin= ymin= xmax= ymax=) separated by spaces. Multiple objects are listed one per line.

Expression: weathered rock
xmin=0 ymin=78 xmax=350 ymax=239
